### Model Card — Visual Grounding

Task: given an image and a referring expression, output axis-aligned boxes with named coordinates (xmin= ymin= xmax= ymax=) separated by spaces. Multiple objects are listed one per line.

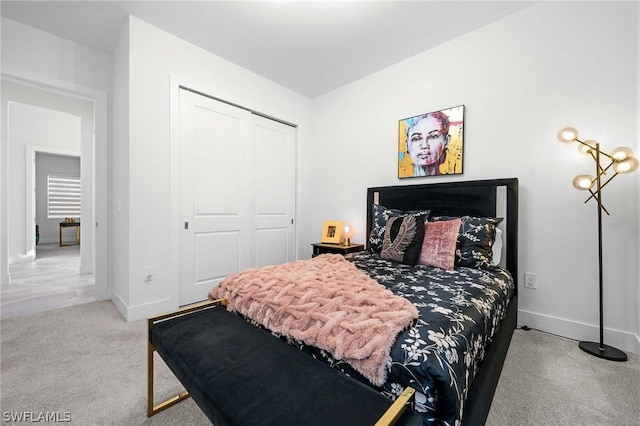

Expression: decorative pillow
xmin=430 ymin=215 xmax=503 ymax=269
xmin=418 ymin=218 xmax=461 ymax=270
xmin=369 ymin=204 xmax=430 ymax=254
xmin=380 ymin=214 xmax=426 ymax=265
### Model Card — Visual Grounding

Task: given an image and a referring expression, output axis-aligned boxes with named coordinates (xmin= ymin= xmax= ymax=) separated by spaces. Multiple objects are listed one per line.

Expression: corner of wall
xmin=116 ymin=297 xmax=175 ymax=322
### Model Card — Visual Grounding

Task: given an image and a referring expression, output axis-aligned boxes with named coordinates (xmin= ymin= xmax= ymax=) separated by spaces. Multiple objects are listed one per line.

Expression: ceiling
xmin=1 ymin=1 xmax=536 ymax=98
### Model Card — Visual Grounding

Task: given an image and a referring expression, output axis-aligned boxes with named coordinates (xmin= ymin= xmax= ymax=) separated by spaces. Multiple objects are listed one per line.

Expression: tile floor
xmin=1 ymin=243 xmax=94 ymax=319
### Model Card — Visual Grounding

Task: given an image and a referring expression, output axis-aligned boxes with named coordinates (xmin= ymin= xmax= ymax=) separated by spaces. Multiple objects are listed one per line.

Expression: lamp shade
xmin=572 ymin=174 xmax=594 ymax=190
xmin=610 ymin=147 xmax=633 ymax=161
xmin=613 ymin=156 xmax=639 ymax=174
xmin=578 ymin=140 xmax=597 ymax=155
xmin=557 ymin=127 xmax=578 ymax=143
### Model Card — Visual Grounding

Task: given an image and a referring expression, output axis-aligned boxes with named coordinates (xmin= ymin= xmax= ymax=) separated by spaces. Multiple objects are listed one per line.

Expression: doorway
xmin=1 ymin=76 xmax=108 ymax=315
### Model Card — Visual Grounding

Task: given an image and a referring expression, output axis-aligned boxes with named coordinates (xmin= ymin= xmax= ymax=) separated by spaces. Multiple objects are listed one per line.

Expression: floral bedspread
xmin=273 ymin=251 xmax=514 ymax=425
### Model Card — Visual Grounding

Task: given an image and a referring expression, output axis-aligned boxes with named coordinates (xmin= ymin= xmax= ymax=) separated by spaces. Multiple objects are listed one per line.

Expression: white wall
xmin=0 ymin=18 xmax=112 ymax=93
xmin=110 ymin=16 xmax=131 ymax=311
xmin=306 ymin=2 xmax=639 ymax=353
xmin=112 ymin=17 xmax=313 ymax=320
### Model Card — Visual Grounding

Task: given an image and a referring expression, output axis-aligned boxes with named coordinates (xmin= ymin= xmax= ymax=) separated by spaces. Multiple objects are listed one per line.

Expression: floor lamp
xmin=557 ymin=127 xmax=638 ymax=362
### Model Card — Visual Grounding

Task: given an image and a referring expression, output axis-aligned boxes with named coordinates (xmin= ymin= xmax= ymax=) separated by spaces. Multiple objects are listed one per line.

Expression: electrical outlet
xmin=144 ymin=267 xmax=154 ymax=282
xmin=524 ymin=272 xmax=538 ymax=289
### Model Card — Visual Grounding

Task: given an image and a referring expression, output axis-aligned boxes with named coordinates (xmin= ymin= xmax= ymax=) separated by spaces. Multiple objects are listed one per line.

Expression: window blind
xmin=47 ymin=175 xmax=81 ymax=219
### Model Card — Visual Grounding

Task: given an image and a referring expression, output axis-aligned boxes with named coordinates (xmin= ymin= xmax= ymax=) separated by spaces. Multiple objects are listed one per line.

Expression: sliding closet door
xmin=253 ymin=115 xmax=296 ymax=267
xmin=178 ymin=89 xmax=296 ymax=306
xmin=179 ymin=90 xmax=252 ymax=305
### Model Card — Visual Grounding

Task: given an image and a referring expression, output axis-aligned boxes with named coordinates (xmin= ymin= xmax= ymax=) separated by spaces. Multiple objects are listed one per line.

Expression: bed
xmin=361 ymin=177 xmax=519 ymax=425
xmin=148 ymin=177 xmax=519 ymax=425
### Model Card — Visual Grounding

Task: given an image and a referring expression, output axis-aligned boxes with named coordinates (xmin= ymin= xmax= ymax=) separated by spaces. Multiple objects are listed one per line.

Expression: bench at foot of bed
xmin=148 ymin=300 xmax=422 ymax=426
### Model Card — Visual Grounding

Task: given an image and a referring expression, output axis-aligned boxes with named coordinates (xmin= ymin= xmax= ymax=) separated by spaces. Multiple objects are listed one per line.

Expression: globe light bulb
xmin=343 ymin=225 xmax=351 ymax=246
xmin=613 ymin=157 xmax=639 ymax=174
xmin=578 ymin=140 xmax=597 ymax=155
xmin=572 ymin=174 xmax=594 ymax=190
xmin=557 ymin=127 xmax=578 ymax=143
xmin=610 ymin=147 xmax=633 ymax=161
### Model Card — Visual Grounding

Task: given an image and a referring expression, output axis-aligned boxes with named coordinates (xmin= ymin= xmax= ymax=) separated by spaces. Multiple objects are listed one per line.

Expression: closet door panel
xmin=255 ymin=228 xmax=288 ymax=268
xmin=193 ymin=106 xmax=241 ymax=215
xmin=253 ymin=116 xmax=296 ymax=268
xmin=179 ymin=90 xmax=251 ymax=305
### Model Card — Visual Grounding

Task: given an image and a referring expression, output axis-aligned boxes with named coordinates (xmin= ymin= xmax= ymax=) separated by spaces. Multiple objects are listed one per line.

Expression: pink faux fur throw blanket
xmin=208 ymin=254 xmax=418 ymax=386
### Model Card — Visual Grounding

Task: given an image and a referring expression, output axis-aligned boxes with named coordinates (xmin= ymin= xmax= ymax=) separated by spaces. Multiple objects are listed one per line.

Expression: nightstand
xmin=311 ymin=243 xmax=365 ymax=257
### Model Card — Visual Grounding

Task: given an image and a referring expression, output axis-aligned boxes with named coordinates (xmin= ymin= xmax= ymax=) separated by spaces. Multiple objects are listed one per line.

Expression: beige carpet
xmin=486 ymin=327 xmax=640 ymax=426
xmin=1 ymin=301 xmax=209 ymax=425
xmin=1 ymin=300 xmax=638 ymax=425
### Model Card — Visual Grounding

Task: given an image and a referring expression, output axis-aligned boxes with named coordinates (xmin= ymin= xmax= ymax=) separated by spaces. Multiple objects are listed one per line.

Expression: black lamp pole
xmin=577 ymin=143 xmax=627 ymax=362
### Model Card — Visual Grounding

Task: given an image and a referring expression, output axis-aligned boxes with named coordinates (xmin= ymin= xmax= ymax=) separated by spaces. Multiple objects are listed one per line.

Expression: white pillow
xmin=491 ymin=227 xmax=503 ymax=266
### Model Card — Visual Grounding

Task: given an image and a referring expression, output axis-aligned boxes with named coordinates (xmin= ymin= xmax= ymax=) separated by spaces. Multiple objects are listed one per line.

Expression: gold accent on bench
xmin=147 ymin=299 xmax=227 ymax=417
xmin=375 ymin=386 xmax=416 ymax=426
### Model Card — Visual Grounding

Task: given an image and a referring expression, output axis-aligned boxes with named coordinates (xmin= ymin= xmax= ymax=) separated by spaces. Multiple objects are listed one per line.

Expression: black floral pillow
xmin=369 ymin=204 xmax=430 ymax=254
xmin=380 ymin=214 xmax=426 ymax=265
xmin=431 ymin=215 xmax=503 ymax=269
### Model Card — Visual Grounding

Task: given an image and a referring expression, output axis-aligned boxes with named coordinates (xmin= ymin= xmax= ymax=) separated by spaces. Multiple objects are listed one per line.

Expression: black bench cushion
xmin=152 ymin=306 xmax=420 ymax=426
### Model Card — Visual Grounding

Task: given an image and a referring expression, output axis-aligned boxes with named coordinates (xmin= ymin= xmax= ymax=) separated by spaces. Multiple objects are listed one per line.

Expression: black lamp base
xmin=579 ymin=341 xmax=627 ymax=362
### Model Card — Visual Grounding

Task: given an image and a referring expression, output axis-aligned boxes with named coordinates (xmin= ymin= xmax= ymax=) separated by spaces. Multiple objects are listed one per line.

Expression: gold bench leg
xmin=375 ymin=387 xmax=416 ymax=426
xmin=147 ymin=339 xmax=190 ymax=417
xmin=147 ymin=299 xmax=227 ymax=417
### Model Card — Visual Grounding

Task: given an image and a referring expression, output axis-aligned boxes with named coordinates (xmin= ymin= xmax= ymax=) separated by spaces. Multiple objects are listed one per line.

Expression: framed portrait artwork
xmin=398 ymin=105 xmax=464 ymax=178
xmin=320 ymin=221 xmax=343 ymax=244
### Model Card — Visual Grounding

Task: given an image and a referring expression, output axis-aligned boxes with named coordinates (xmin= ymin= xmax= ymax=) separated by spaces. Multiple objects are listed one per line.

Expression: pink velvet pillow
xmin=418 ymin=218 xmax=461 ymax=270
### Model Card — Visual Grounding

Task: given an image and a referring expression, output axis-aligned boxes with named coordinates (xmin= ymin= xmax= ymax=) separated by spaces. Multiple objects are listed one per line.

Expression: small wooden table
xmin=59 ymin=222 xmax=81 ymax=246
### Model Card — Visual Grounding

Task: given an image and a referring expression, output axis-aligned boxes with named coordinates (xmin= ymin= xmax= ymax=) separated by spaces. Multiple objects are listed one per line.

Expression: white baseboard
xmin=110 ymin=291 xmax=176 ymax=322
xmin=110 ymin=291 xmax=128 ymax=321
xmin=8 ymin=251 xmax=35 ymax=264
xmin=518 ymin=309 xmax=640 ymax=356
xmin=127 ymin=299 xmax=177 ymax=322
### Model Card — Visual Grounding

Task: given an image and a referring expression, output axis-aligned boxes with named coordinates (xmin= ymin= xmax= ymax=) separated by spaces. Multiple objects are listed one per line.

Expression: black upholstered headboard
xmin=366 ymin=178 xmax=519 ymax=289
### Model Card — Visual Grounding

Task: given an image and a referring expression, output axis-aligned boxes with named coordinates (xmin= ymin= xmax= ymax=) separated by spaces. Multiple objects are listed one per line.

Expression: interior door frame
xmin=1 ymin=67 xmax=109 ymax=300
xmin=26 ymin=145 xmax=81 ymax=261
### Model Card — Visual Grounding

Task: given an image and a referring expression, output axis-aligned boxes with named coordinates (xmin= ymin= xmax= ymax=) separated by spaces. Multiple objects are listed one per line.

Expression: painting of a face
xmin=398 ymin=105 xmax=464 ymax=178
xmin=407 ymin=116 xmax=448 ymax=170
